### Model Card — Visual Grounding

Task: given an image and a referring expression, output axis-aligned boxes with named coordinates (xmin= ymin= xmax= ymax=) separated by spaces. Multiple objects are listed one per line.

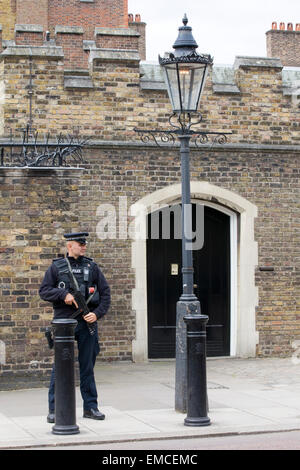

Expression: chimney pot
xmin=135 ymin=14 xmax=141 ymax=22
xmin=280 ymin=22 xmax=285 ymax=30
xmin=272 ymin=22 xmax=277 ymax=30
xmin=296 ymin=24 xmax=300 ymax=31
xmin=128 ymin=13 xmax=133 ymax=22
xmin=287 ymin=23 xmax=293 ymax=31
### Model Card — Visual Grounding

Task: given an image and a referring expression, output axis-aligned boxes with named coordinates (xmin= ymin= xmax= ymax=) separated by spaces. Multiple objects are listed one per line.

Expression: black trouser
xmin=48 ymin=320 xmax=100 ymax=412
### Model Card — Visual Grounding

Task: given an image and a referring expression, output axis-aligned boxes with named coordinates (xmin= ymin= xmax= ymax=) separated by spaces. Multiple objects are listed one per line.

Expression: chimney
xmin=266 ymin=21 xmax=300 ymax=66
xmin=128 ymin=13 xmax=146 ymax=60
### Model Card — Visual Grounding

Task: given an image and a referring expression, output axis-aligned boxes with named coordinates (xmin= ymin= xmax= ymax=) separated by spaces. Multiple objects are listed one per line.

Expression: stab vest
xmin=53 ymin=256 xmax=99 ymax=305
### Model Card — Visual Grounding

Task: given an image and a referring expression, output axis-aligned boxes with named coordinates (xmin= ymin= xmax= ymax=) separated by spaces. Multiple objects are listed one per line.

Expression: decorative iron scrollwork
xmin=134 ymin=125 xmax=230 ymax=148
xmin=134 ymin=129 xmax=176 ymax=147
xmin=193 ymin=132 xmax=230 ymax=147
xmin=159 ymin=51 xmax=213 ymax=67
xmin=0 ymin=126 xmax=88 ymax=168
xmin=134 ymin=111 xmax=231 ymax=147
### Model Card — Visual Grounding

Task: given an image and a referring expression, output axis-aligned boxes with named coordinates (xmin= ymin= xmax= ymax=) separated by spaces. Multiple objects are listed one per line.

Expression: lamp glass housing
xmin=162 ymin=61 xmax=208 ymax=113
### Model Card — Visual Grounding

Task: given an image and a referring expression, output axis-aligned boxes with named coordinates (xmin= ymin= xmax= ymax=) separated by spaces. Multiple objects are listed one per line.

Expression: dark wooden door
xmin=194 ymin=206 xmax=231 ymax=356
xmin=147 ymin=204 xmax=230 ymax=358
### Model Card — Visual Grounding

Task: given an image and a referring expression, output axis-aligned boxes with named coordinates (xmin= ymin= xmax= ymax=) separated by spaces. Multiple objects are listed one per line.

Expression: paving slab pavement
xmin=0 ymin=357 xmax=300 ymax=449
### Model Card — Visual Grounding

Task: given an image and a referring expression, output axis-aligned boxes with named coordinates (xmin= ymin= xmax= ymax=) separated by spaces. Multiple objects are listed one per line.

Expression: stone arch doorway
xmin=130 ymin=182 xmax=258 ymax=362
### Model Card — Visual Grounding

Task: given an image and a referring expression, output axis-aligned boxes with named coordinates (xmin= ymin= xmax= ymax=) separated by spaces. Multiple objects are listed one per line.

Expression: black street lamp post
xmin=159 ymin=14 xmax=212 ymax=425
xmin=135 ymin=14 xmax=230 ymax=426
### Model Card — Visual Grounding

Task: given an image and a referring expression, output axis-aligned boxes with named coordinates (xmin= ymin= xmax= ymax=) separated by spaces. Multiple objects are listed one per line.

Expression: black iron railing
xmin=0 ymin=126 xmax=88 ymax=168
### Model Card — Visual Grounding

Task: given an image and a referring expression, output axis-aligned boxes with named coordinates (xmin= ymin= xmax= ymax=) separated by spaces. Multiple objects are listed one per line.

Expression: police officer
xmin=39 ymin=232 xmax=110 ymax=423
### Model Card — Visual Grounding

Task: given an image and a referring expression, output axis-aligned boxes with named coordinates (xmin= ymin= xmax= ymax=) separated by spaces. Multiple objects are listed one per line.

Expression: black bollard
xmin=183 ymin=314 xmax=211 ymax=427
xmin=51 ymin=318 xmax=80 ymax=435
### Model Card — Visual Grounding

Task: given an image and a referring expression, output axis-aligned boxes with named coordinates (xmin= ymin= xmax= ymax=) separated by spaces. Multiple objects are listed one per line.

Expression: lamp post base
xmin=184 ymin=416 xmax=211 ymax=427
xmin=52 ymin=424 xmax=80 ymax=435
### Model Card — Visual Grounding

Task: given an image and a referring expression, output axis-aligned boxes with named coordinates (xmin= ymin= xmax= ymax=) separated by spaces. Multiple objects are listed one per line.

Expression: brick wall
xmin=0 ymin=61 xmax=4 ymax=133
xmin=0 ymin=168 xmax=84 ymax=388
xmin=48 ymin=0 xmax=128 ymax=39
xmin=2 ymin=56 xmax=65 ymax=134
xmin=266 ymin=22 xmax=300 ymax=66
xmin=13 ymin=0 xmax=129 ymax=39
xmin=0 ymin=0 xmax=16 ymax=39
xmin=1 ymin=54 xmax=299 ymax=145
xmin=16 ymin=0 xmax=48 ymax=33
xmin=2 ymin=1 xmax=144 ymax=69
xmin=15 ymin=27 xmax=44 ymax=46
xmin=55 ymin=27 xmax=87 ymax=69
xmin=95 ymin=31 xmax=139 ymax=50
xmin=0 ymin=144 xmax=299 ymax=387
xmin=1 ymin=54 xmax=146 ymax=137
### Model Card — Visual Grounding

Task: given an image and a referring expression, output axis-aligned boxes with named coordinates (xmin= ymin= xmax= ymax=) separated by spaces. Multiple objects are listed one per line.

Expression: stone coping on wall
xmin=282 ymin=66 xmax=300 ymax=95
xmin=1 ymin=45 xmax=64 ymax=58
xmin=83 ymin=40 xmax=96 ymax=51
xmin=14 ymin=24 xmax=44 ymax=33
xmin=94 ymin=27 xmax=140 ymax=37
xmin=1 ymin=47 xmax=298 ymax=98
xmin=140 ymin=59 xmax=300 ymax=95
xmin=89 ymin=48 xmax=140 ymax=63
xmin=63 ymin=67 xmax=94 ymax=89
xmin=212 ymin=65 xmax=241 ymax=94
xmin=55 ymin=25 xmax=84 ymax=35
xmin=139 ymin=60 xmax=251 ymax=93
xmin=139 ymin=61 xmax=166 ymax=91
xmin=234 ymin=56 xmax=283 ymax=69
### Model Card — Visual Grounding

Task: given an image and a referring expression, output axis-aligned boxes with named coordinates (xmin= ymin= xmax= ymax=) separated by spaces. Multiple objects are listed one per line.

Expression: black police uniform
xmin=39 ymin=232 xmax=110 ymax=420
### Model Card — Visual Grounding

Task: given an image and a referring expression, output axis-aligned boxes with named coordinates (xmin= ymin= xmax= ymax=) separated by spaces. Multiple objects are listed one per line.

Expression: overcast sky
xmin=128 ymin=0 xmax=299 ymax=65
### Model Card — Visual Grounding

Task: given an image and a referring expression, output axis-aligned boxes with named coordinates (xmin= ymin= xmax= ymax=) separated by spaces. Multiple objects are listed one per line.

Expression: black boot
xmin=83 ymin=408 xmax=105 ymax=420
xmin=47 ymin=411 xmax=55 ymax=423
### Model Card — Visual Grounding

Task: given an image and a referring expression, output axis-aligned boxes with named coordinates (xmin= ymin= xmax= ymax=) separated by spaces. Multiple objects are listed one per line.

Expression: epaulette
xmin=52 ymin=256 xmax=65 ymax=263
xmin=83 ymin=257 xmax=97 ymax=270
xmin=52 ymin=257 xmax=68 ymax=269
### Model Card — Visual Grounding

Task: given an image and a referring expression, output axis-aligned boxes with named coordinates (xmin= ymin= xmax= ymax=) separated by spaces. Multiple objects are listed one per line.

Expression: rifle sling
xmin=65 ymin=257 xmax=80 ymax=290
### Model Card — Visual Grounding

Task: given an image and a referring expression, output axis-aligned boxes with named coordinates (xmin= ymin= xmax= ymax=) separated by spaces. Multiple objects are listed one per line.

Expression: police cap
xmin=63 ymin=232 xmax=89 ymax=245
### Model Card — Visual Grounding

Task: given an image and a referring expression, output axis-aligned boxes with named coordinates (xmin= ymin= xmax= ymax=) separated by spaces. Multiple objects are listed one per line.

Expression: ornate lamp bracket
xmin=134 ymin=112 xmax=231 ymax=148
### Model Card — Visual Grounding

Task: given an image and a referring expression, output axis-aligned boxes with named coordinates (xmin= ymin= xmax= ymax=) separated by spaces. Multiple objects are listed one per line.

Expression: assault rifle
xmin=64 ymin=257 xmax=97 ymax=336
xmin=44 ymin=282 xmax=96 ymax=348
xmin=68 ymin=287 xmax=97 ymax=336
